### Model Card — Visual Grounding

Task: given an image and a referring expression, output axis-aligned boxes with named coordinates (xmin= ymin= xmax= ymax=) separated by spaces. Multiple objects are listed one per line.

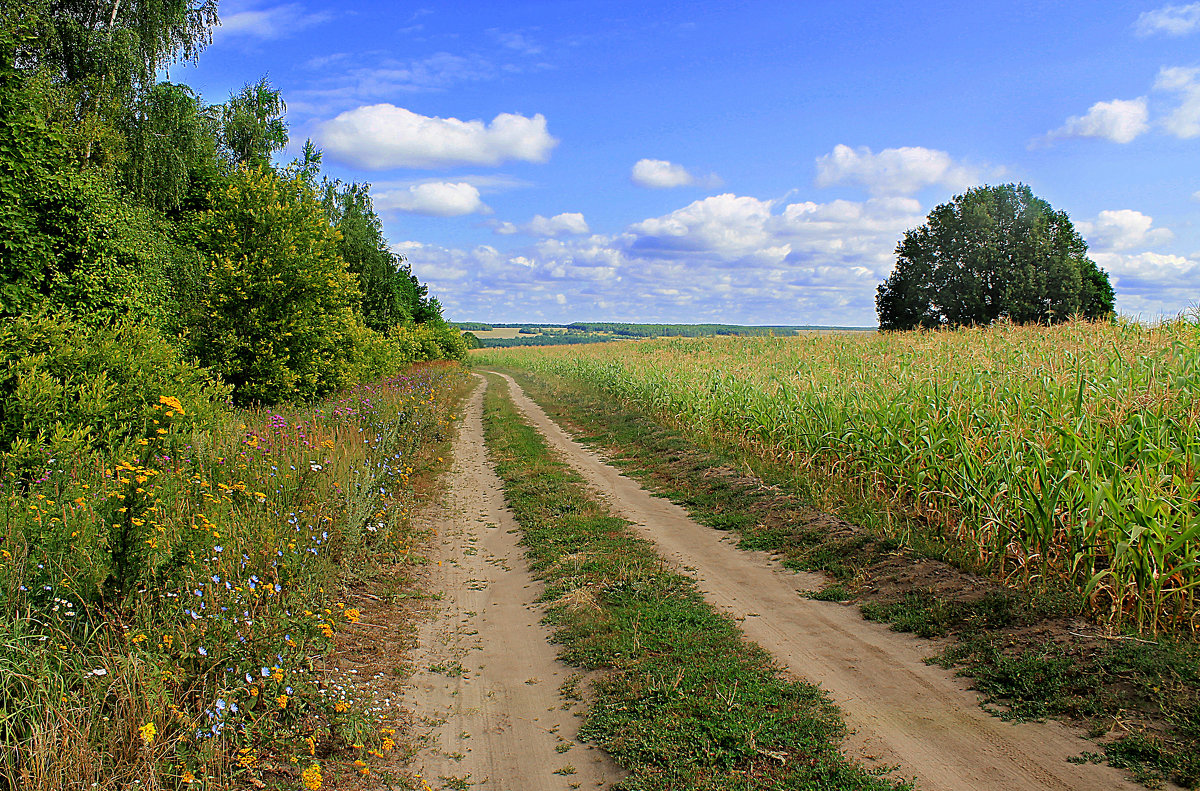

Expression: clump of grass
xmin=481 ymin=374 xmax=908 ymax=790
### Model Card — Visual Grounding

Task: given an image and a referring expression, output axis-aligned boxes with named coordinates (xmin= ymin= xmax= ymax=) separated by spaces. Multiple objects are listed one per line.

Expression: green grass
xmin=480 ymin=373 xmax=908 ymax=791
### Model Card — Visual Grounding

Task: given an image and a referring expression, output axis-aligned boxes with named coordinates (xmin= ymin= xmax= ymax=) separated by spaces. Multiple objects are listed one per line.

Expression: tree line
xmin=0 ymin=1 xmax=463 ymax=435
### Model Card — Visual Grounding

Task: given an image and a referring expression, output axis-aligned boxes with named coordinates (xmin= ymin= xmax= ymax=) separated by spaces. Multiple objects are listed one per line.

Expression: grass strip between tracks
xmin=480 ymin=373 xmax=909 ymax=791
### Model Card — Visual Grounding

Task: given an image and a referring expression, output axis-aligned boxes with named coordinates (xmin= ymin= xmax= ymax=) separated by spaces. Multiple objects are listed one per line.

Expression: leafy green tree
xmin=0 ymin=29 xmax=170 ymax=324
xmin=876 ymin=184 xmax=1114 ymax=330
xmin=321 ymin=178 xmax=428 ymax=332
xmin=9 ymin=0 xmax=218 ymax=164
xmin=218 ymin=77 xmax=287 ymax=168
xmin=119 ymin=81 xmax=222 ymax=213
xmin=185 ymin=165 xmax=364 ymax=405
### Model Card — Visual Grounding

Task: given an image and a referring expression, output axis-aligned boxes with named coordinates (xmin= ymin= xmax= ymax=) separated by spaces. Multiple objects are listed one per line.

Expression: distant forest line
xmin=455 ymin=322 xmax=875 ymax=347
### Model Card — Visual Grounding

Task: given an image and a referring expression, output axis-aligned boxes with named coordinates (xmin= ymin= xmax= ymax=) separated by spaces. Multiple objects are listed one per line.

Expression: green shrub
xmin=0 ymin=313 xmax=229 ymax=473
xmin=0 ymin=54 xmax=171 ymax=325
xmin=391 ymin=322 xmax=467 ymax=364
xmin=184 ymin=166 xmax=362 ymax=406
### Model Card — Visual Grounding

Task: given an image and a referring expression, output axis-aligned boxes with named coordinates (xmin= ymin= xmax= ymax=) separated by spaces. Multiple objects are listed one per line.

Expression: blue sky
xmin=174 ymin=1 xmax=1200 ymax=326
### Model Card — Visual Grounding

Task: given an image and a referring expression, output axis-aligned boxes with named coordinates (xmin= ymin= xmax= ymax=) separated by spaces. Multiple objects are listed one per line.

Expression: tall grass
xmin=0 ymin=362 xmax=466 ymax=789
xmin=476 ymin=320 xmax=1200 ymax=633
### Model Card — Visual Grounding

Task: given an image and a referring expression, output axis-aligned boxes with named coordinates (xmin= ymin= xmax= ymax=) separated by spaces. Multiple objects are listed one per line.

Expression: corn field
xmin=476 ymin=320 xmax=1200 ymax=633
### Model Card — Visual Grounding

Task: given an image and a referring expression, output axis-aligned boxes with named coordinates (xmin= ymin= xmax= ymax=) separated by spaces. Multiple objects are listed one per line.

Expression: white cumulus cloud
xmin=374 ymin=182 xmax=487 ymax=217
xmin=317 ymin=105 xmax=558 ymax=170
xmin=528 ymin=213 xmax=590 ymax=236
xmin=1135 ymin=3 xmax=1200 ymax=36
xmin=1155 ymin=66 xmax=1200 ymax=138
xmin=1034 ymin=97 xmax=1150 ymax=146
xmin=1078 ymin=210 xmax=1173 ymax=251
xmin=493 ymin=212 xmax=590 ymax=236
xmin=631 ymin=159 xmax=701 ymax=188
xmin=814 ymin=144 xmax=982 ymax=196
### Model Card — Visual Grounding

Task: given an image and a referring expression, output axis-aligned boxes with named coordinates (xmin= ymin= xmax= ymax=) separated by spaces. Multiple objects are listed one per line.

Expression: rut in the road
xmin=491 ymin=371 xmax=1147 ymax=791
xmin=402 ymin=378 xmax=621 ymax=791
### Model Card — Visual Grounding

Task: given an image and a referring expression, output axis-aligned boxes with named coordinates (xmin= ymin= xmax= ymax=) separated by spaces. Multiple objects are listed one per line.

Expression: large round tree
xmin=875 ymin=184 xmax=1114 ymax=330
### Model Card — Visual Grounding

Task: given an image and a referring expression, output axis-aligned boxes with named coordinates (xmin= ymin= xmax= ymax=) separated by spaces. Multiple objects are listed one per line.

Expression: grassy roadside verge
xmin=481 ymin=373 xmax=909 ymax=791
xmin=494 ymin=367 xmax=1200 ymax=790
xmin=0 ymin=363 xmax=468 ymax=790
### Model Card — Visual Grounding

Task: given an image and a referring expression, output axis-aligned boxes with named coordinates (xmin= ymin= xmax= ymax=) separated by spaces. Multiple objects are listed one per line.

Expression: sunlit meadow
xmin=0 ymin=362 xmax=467 ymax=789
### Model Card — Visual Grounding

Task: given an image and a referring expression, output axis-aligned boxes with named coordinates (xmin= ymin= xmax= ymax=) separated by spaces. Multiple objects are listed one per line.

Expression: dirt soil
xmin=492 ymin=371 xmax=1150 ymax=791
xmin=395 ymin=377 xmax=621 ymax=790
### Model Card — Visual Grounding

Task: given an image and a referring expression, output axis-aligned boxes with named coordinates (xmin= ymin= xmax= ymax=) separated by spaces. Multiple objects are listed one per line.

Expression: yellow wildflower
xmin=344 ymin=608 xmax=360 ymax=624
xmin=301 ymin=763 xmax=322 ymax=790
xmin=139 ymin=721 xmax=156 ymax=744
xmin=276 ymin=694 xmax=288 ymax=709
xmin=181 ymin=771 xmax=196 ymax=784
xmin=159 ymin=395 xmax=185 ymax=414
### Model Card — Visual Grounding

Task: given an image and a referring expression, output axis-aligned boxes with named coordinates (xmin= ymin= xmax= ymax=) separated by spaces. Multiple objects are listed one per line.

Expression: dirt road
xmin=402 ymin=378 xmax=621 ymax=790
xmin=492 ymin=371 xmax=1147 ymax=791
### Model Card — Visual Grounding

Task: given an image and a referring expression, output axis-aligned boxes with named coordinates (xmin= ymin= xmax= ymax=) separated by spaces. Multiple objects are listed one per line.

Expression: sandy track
xmin=403 ymin=378 xmax=621 ymax=790
xmin=493 ymin=371 xmax=1146 ymax=791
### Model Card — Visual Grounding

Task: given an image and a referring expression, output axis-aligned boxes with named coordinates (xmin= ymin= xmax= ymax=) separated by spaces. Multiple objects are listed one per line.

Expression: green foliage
xmin=876 ymin=184 xmax=1115 ymax=329
xmin=392 ymin=322 xmax=468 ymax=363
xmin=218 ymin=77 xmax=288 ymax=168
xmin=462 ymin=331 xmax=482 ymax=350
xmin=16 ymin=0 xmax=218 ymax=165
xmin=0 ymin=363 xmax=466 ymax=786
xmin=320 ymin=180 xmax=426 ymax=332
xmin=119 ymin=81 xmax=222 ymax=213
xmin=477 ymin=321 xmax=1200 ymax=632
xmin=0 ymin=37 xmax=172 ymax=325
xmin=34 ymin=166 xmax=173 ymax=323
xmin=0 ymin=313 xmax=228 ymax=473
xmin=185 ymin=165 xmax=364 ymax=406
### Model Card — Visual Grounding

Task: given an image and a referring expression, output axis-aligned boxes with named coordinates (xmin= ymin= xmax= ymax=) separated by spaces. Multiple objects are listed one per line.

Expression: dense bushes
xmin=0 ymin=313 xmax=228 ymax=473
xmin=184 ymin=166 xmax=364 ymax=405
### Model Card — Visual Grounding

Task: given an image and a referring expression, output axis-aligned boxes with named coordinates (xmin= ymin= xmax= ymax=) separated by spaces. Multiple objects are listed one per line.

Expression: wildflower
xmin=318 ymin=623 xmax=333 ymax=638
xmin=353 ymin=759 xmax=368 ymax=776
xmin=181 ymin=771 xmax=196 ymax=784
xmin=277 ymin=694 xmax=288 ymax=709
xmin=159 ymin=395 xmax=185 ymax=414
xmin=301 ymin=763 xmax=322 ymax=790
xmin=139 ymin=721 xmax=156 ymax=744
xmin=344 ymin=608 xmax=361 ymax=623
